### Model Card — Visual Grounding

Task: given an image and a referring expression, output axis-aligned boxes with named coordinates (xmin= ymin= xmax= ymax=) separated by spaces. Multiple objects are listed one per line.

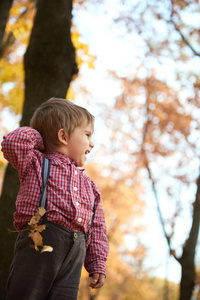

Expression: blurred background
xmin=0 ymin=0 xmax=200 ymax=299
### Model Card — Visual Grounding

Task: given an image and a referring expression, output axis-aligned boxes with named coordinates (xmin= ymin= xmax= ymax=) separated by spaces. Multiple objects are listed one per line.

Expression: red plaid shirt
xmin=1 ymin=127 xmax=109 ymax=276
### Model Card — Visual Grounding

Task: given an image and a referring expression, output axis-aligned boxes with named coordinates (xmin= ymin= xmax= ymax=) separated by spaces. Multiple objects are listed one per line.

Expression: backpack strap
xmin=39 ymin=157 xmax=51 ymax=210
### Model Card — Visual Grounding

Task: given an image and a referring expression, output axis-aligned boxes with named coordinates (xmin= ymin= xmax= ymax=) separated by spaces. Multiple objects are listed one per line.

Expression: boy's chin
xmin=78 ymin=163 xmax=85 ymax=168
xmin=77 ymin=160 xmax=86 ymax=168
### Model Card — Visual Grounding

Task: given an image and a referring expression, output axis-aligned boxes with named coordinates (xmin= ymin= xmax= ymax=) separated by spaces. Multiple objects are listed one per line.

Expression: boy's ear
xmin=57 ymin=128 xmax=68 ymax=145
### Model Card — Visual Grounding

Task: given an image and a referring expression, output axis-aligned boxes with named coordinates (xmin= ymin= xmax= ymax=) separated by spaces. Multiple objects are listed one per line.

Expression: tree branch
xmin=169 ymin=0 xmax=200 ymax=57
xmin=141 ymin=101 xmax=180 ymax=262
xmin=171 ymin=20 xmax=200 ymax=57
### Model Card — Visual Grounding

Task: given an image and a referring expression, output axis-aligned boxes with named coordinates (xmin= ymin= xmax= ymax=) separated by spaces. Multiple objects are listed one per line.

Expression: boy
xmin=1 ymin=98 xmax=109 ymax=300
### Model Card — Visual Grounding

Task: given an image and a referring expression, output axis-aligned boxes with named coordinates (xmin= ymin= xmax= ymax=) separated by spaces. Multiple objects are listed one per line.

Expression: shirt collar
xmin=45 ymin=152 xmax=76 ymax=166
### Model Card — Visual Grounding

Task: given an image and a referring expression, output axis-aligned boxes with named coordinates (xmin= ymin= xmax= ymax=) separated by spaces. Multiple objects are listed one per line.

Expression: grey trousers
xmin=6 ymin=222 xmax=86 ymax=300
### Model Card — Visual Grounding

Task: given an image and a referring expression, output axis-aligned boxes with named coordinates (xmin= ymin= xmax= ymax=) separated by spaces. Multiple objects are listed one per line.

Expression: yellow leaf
xmin=66 ymin=87 xmax=76 ymax=101
xmin=29 ymin=244 xmax=39 ymax=252
xmin=41 ymin=245 xmax=54 ymax=253
xmin=28 ymin=231 xmax=43 ymax=247
xmin=36 ymin=224 xmax=46 ymax=232
xmin=28 ymin=212 xmax=40 ymax=226
xmin=9 ymin=207 xmax=52 ymax=253
xmin=38 ymin=207 xmax=46 ymax=217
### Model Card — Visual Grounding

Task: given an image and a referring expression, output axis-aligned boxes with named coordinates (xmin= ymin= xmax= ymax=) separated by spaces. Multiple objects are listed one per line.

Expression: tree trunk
xmin=0 ymin=0 xmax=13 ymax=57
xmin=0 ymin=0 xmax=77 ymax=298
xmin=22 ymin=0 xmax=77 ymax=125
xmin=179 ymin=173 xmax=200 ymax=300
xmin=0 ymin=165 xmax=19 ymax=300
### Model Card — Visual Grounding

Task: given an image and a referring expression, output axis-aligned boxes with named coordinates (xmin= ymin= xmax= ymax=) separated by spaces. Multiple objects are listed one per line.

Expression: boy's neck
xmin=45 ymin=144 xmax=66 ymax=156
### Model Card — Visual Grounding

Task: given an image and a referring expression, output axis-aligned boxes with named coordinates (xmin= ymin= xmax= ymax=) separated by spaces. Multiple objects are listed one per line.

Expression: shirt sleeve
xmin=84 ymin=182 xmax=109 ymax=276
xmin=1 ymin=126 xmax=43 ymax=181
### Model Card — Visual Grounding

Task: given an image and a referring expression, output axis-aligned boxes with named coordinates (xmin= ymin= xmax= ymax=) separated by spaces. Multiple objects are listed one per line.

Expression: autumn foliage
xmin=1 ymin=0 xmax=200 ymax=299
xmin=27 ymin=207 xmax=53 ymax=253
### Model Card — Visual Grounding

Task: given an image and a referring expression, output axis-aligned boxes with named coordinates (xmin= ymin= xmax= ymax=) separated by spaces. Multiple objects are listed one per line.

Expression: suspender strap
xmin=38 ymin=157 xmax=95 ymax=236
xmin=85 ymin=203 xmax=96 ymax=239
xmin=39 ymin=157 xmax=51 ymax=210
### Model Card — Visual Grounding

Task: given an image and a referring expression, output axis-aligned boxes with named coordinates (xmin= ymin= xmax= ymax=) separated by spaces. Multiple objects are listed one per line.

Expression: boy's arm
xmin=84 ymin=183 xmax=109 ymax=282
xmin=1 ymin=126 xmax=43 ymax=181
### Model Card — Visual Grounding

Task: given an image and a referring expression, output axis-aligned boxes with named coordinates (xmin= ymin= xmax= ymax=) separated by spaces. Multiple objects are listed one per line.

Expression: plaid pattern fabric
xmin=1 ymin=127 xmax=109 ymax=276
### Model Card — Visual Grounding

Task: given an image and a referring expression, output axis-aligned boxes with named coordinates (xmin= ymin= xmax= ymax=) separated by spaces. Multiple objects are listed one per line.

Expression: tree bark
xmin=0 ymin=0 xmax=13 ymax=57
xmin=22 ymin=0 xmax=77 ymax=125
xmin=179 ymin=173 xmax=200 ymax=300
xmin=0 ymin=0 xmax=77 ymax=298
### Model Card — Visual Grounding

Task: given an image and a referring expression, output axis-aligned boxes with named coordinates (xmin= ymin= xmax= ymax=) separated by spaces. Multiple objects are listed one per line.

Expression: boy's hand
xmin=38 ymin=144 xmax=45 ymax=152
xmin=89 ymin=273 xmax=105 ymax=289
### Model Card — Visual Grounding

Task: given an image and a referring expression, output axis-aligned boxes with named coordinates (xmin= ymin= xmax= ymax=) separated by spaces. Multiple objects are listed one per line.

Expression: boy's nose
xmin=90 ymin=141 xmax=94 ymax=149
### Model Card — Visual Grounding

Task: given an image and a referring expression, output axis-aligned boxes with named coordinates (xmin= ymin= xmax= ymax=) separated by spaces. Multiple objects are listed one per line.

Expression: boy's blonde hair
xmin=30 ymin=98 xmax=94 ymax=150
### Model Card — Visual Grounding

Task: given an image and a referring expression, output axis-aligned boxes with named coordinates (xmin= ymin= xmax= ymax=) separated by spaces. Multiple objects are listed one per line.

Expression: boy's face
xmin=64 ymin=121 xmax=94 ymax=167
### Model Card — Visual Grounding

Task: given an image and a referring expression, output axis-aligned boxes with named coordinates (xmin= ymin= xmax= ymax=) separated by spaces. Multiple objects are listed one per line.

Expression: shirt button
xmin=78 ymin=217 xmax=82 ymax=223
xmin=76 ymin=201 xmax=79 ymax=206
xmin=75 ymin=171 xmax=78 ymax=175
xmin=74 ymin=187 xmax=77 ymax=191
